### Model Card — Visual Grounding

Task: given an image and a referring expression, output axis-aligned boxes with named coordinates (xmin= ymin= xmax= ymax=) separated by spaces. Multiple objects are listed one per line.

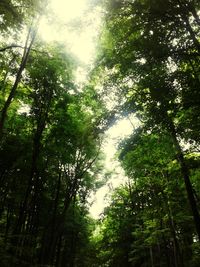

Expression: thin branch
xmin=0 ymin=45 xmax=24 ymax=52
xmin=0 ymin=44 xmax=50 ymax=56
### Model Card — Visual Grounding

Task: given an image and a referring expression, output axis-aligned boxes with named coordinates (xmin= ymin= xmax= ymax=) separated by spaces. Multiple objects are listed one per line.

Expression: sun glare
xmin=51 ymin=0 xmax=87 ymax=22
xmin=38 ymin=0 xmax=102 ymax=65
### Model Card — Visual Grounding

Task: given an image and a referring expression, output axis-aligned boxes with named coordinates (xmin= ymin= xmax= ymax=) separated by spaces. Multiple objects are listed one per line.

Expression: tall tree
xmin=98 ymin=0 xmax=200 ymax=239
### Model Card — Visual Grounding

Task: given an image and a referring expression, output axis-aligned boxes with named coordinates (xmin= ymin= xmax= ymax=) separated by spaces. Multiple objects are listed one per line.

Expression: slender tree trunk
xmin=40 ymin=170 xmax=62 ymax=265
xmin=48 ymin=191 xmax=78 ymax=265
xmin=150 ymin=247 xmax=154 ymax=267
xmin=12 ymin=104 xmax=50 ymax=263
xmin=177 ymin=0 xmax=200 ymax=53
xmin=0 ymin=23 xmax=38 ymax=137
xmin=55 ymin=235 xmax=62 ymax=267
xmin=4 ymin=204 xmax=12 ymax=245
xmin=166 ymin=114 xmax=200 ymax=240
xmin=40 ymin=186 xmax=74 ymax=265
xmin=162 ymin=232 xmax=171 ymax=267
xmin=162 ymin=172 xmax=184 ymax=267
xmin=172 ymin=239 xmax=178 ymax=267
xmin=16 ymin=79 xmax=53 ymax=234
xmin=0 ymin=54 xmax=17 ymax=96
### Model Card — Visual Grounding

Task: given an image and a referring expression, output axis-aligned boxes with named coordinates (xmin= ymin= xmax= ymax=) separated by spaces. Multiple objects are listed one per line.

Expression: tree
xmin=98 ymin=0 xmax=200 ymax=240
xmin=0 ymin=38 xmax=106 ymax=265
xmin=0 ymin=0 xmax=42 ymax=35
xmin=94 ymin=129 xmax=200 ymax=267
xmin=0 ymin=0 xmax=47 ymax=136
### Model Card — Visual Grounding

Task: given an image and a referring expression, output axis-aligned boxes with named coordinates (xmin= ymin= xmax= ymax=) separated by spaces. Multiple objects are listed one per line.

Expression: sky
xmin=39 ymin=0 xmax=102 ymax=65
xmin=38 ymin=0 xmax=139 ymax=219
xmin=89 ymin=117 xmax=140 ymax=218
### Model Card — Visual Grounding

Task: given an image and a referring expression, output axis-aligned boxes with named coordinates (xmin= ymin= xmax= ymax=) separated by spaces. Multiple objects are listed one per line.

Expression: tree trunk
xmin=0 ymin=24 xmax=38 ymax=137
xmin=55 ymin=235 xmax=62 ymax=267
xmin=0 ymin=54 xmax=17 ymax=97
xmin=150 ymin=247 xmax=154 ymax=267
xmin=177 ymin=0 xmax=200 ymax=53
xmin=166 ymin=114 xmax=200 ymax=240
xmin=163 ymin=172 xmax=184 ymax=267
xmin=40 ymin=170 xmax=62 ymax=265
xmin=12 ymin=98 xmax=50 ymax=261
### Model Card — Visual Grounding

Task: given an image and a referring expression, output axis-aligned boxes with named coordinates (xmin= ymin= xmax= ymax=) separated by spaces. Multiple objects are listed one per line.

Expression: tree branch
xmin=0 ymin=44 xmax=50 ymax=56
xmin=0 ymin=45 xmax=24 ymax=52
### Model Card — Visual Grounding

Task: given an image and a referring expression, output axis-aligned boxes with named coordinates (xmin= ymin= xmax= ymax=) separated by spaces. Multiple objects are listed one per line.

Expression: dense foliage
xmin=0 ymin=1 xmax=107 ymax=266
xmin=91 ymin=0 xmax=200 ymax=267
xmin=0 ymin=0 xmax=200 ymax=266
